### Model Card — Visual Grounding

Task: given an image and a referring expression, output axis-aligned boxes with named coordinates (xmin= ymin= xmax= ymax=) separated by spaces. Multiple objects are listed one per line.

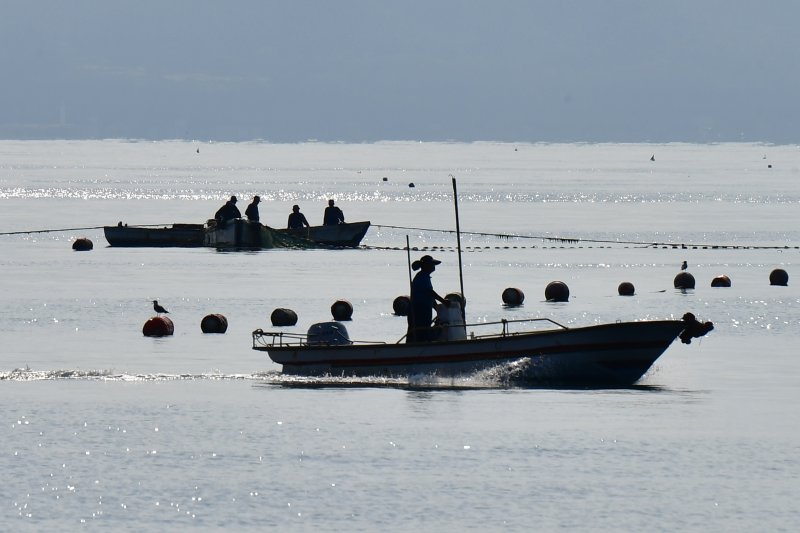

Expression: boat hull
xmin=277 ymin=221 xmax=370 ymax=248
xmin=103 ymin=224 xmax=204 ymax=247
xmin=258 ymin=320 xmax=687 ymax=386
xmin=204 ymin=220 xmax=370 ymax=248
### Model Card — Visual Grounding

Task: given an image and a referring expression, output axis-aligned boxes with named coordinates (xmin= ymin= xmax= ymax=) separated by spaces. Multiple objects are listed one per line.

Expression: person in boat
xmin=287 ymin=204 xmax=310 ymax=229
xmin=323 ymin=199 xmax=345 ymax=226
xmin=245 ymin=195 xmax=261 ymax=223
xmin=214 ymin=195 xmax=241 ymax=223
xmin=407 ymin=255 xmax=447 ymax=343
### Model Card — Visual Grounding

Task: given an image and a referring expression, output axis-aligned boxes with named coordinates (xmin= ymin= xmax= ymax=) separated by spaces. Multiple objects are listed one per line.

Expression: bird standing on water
xmin=153 ymin=300 xmax=169 ymax=315
xmin=681 ymin=261 xmax=688 ymax=271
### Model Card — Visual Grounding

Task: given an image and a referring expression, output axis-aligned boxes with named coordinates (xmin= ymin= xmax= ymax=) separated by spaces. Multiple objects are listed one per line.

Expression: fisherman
xmin=407 ymin=255 xmax=447 ymax=343
xmin=287 ymin=204 xmax=310 ymax=229
xmin=214 ymin=195 xmax=241 ymax=223
xmin=245 ymin=195 xmax=261 ymax=222
xmin=323 ymin=199 xmax=345 ymax=226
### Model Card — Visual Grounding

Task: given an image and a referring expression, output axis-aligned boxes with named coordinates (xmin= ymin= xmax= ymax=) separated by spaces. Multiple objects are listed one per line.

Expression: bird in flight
xmin=681 ymin=261 xmax=688 ymax=271
xmin=153 ymin=300 xmax=169 ymax=315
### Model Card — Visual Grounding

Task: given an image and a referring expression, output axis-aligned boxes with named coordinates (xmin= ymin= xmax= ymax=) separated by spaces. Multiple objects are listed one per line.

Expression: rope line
xmin=1 ymin=223 xmax=797 ymax=250
xmin=371 ymin=224 xmax=799 ymax=251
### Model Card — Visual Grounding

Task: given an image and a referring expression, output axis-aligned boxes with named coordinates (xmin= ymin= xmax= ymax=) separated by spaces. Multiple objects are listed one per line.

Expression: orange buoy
xmin=545 ymin=281 xmax=569 ymax=302
xmin=72 ymin=238 xmax=93 ymax=251
xmin=201 ymin=313 xmax=228 ymax=333
xmin=674 ymin=272 xmax=695 ymax=289
xmin=769 ymin=268 xmax=788 ymax=286
xmin=618 ymin=282 xmax=635 ymax=296
xmin=502 ymin=287 xmax=525 ymax=306
xmin=271 ymin=308 xmax=298 ymax=327
xmin=392 ymin=296 xmax=411 ymax=316
xmin=331 ymin=300 xmax=353 ymax=321
xmin=142 ymin=316 xmax=174 ymax=337
xmin=710 ymin=275 xmax=731 ymax=288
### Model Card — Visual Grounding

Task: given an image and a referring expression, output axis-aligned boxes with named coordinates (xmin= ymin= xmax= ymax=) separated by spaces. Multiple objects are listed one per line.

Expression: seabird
xmin=681 ymin=261 xmax=688 ymax=271
xmin=650 ymin=155 xmax=655 ymax=161
xmin=153 ymin=300 xmax=169 ymax=315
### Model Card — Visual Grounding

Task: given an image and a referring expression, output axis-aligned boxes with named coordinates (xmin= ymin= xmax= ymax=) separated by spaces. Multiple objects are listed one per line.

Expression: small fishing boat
xmin=252 ymin=177 xmax=713 ymax=386
xmin=252 ymin=312 xmax=712 ymax=386
xmin=203 ymin=219 xmax=370 ymax=248
xmin=103 ymin=223 xmax=204 ymax=247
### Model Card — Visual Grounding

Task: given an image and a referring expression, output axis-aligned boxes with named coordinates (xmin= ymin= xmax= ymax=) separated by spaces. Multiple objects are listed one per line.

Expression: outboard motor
xmin=307 ymin=322 xmax=352 ymax=346
xmin=435 ymin=301 xmax=467 ymax=341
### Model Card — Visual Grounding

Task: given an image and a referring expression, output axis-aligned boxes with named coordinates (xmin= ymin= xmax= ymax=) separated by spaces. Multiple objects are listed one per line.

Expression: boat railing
xmin=252 ymin=329 xmax=388 ymax=349
xmin=253 ymin=317 xmax=568 ymax=349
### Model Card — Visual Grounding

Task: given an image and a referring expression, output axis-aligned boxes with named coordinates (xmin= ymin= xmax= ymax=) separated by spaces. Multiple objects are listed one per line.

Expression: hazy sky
xmin=2 ymin=1 xmax=798 ymax=142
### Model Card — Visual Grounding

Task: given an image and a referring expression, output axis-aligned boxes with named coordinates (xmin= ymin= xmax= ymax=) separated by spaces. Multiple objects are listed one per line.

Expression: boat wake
xmin=0 ymin=367 xmax=278 ymax=382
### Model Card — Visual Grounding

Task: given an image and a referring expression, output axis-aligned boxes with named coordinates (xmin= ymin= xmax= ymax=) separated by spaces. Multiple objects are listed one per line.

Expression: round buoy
xmin=408 ymin=182 xmax=415 ymax=188
xmin=618 ymin=282 xmax=635 ymax=296
xmin=445 ymin=292 xmax=466 ymax=309
xmin=142 ymin=316 xmax=174 ymax=337
xmin=331 ymin=300 xmax=353 ymax=321
xmin=271 ymin=308 xmax=298 ymax=327
xmin=674 ymin=272 xmax=695 ymax=289
xmin=382 ymin=177 xmax=388 ymax=182
xmin=770 ymin=268 xmax=789 ymax=286
xmin=392 ymin=295 xmax=411 ymax=316
xmin=201 ymin=313 xmax=228 ymax=333
xmin=710 ymin=275 xmax=731 ymax=288
xmin=502 ymin=287 xmax=525 ymax=307
xmin=72 ymin=238 xmax=93 ymax=251
xmin=545 ymin=281 xmax=569 ymax=302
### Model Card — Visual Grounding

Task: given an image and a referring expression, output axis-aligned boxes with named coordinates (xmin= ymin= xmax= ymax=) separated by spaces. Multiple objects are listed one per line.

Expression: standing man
xmin=323 ymin=199 xmax=345 ymax=226
xmin=245 ymin=195 xmax=261 ymax=223
xmin=407 ymin=255 xmax=446 ymax=343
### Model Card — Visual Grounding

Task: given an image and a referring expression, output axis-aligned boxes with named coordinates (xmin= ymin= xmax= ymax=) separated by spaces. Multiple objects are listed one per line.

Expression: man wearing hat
xmin=214 ymin=195 xmax=242 ymax=223
xmin=287 ymin=204 xmax=310 ymax=229
xmin=407 ymin=255 xmax=446 ymax=342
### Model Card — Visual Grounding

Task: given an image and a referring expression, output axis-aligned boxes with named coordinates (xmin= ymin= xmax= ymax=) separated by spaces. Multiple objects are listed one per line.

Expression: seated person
xmin=323 ymin=199 xmax=345 ymax=226
xmin=215 ymin=195 xmax=241 ymax=223
xmin=287 ymin=204 xmax=310 ymax=229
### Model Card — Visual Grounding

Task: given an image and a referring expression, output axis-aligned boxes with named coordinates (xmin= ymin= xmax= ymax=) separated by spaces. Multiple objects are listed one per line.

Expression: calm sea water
xmin=1 ymin=140 xmax=798 ymax=531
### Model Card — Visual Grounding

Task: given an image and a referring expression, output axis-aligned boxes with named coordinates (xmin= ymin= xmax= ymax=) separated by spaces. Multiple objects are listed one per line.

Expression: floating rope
xmin=371 ymin=224 xmax=799 ymax=251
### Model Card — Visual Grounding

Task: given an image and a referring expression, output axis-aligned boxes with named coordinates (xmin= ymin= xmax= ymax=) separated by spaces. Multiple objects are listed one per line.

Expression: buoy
xmin=201 ymin=313 xmax=228 ymax=333
xmin=618 ymin=282 xmax=635 ymax=296
xmin=545 ymin=281 xmax=569 ymax=302
xmin=769 ymin=268 xmax=789 ymax=286
xmin=392 ymin=295 xmax=411 ymax=316
xmin=674 ymin=272 xmax=695 ymax=289
xmin=142 ymin=316 xmax=174 ymax=337
xmin=502 ymin=287 xmax=525 ymax=306
xmin=445 ymin=292 xmax=466 ymax=309
xmin=271 ymin=308 xmax=298 ymax=327
xmin=710 ymin=275 xmax=731 ymax=288
xmin=72 ymin=238 xmax=93 ymax=251
xmin=408 ymin=182 xmax=415 ymax=188
xmin=382 ymin=177 xmax=388 ymax=182
xmin=331 ymin=300 xmax=353 ymax=321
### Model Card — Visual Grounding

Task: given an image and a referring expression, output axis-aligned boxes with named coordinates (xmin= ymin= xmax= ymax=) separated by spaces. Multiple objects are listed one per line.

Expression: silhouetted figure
xmin=215 ymin=196 xmax=241 ymax=223
xmin=407 ymin=255 xmax=446 ymax=343
xmin=287 ymin=205 xmax=310 ymax=229
xmin=323 ymin=199 xmax=345 ymax=226
xmin=153 ymin=300 xmax=169 ymax=315
xmin=245 ymin=195 xmax=261 ymax=222
xmin=681 ymin=261 xmax=688 ymax=271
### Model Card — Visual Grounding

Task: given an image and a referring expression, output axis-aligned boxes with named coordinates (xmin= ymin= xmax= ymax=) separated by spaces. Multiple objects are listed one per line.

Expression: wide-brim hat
xmin=413 ymin=254 xmax=441 ymax=270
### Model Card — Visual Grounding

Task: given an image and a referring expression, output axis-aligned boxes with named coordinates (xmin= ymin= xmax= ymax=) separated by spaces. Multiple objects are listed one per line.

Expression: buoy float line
xmin=3 ymin=223 xmax=797 ymax=251
xmin=371 ymin=224 xmax=800 ymax=251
